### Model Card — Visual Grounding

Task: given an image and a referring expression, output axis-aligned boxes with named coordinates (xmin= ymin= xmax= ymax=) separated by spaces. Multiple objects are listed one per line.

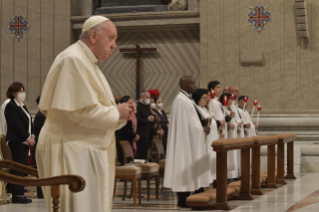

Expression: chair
xmin=114 ymin=152 xmax=142 ymax=206
xmin=152 ymin=139 xmax=166 ymax=191
xmin=0 ymin=160 xmax=85 ymax=212
xmin=0 ymin=135 xmax=35 ymax=203
xmin=119 ymin=141 xmax=159 ymax=201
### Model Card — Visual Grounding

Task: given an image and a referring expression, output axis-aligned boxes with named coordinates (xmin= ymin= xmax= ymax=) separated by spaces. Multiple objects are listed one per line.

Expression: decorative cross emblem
xmin=8 ymin=14 xmax=30 ymax=39
xmin=247 ymin=6 xmax=271 ymax=31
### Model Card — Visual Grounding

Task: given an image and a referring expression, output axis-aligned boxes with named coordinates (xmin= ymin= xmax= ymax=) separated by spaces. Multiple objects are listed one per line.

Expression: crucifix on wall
xmin=120 ymin=44 xmax=157 ymax=99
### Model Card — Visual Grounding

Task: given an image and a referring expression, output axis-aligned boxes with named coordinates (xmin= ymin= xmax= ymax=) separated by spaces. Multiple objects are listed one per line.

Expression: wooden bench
xmin=251 ymin=136 xmax=278 ymax=194
xmin=0 ymin=160 xmax=85 ymax=212
xmin=187 ymin=137 xmax=254 ymax=210
xmin=277 ymin=133 xmax=296 ymax=184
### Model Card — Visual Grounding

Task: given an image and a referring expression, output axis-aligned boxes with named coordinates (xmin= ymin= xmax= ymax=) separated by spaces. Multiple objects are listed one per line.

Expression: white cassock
xmin=237 ymin=107 xmax=256 ymax=137
xmin=209 ymin=98 xmax=235 ymax=172
xmin=196 ymin=106 xmax=218 ymax=182
xmin=164 ymin=91 xmax=209 ymax=191
xmin=36 ymin=40 xmax=126 ymax=212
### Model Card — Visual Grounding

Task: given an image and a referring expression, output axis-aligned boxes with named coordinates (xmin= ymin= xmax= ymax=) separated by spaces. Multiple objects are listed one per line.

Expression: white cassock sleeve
xmin=63 ymin=103 xmax=126 ymax=130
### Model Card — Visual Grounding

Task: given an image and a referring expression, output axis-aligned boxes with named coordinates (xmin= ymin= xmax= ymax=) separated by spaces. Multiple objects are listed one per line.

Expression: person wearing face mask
xmin=4 ymin=82 xmax=35 ymax=204
xmin=151 ymin=98 xmax=169 ymax=152
xmin=136 ymin=91 xmax=155 ymax=159
xmin=147 ymin=98 xmax=164 ymax=162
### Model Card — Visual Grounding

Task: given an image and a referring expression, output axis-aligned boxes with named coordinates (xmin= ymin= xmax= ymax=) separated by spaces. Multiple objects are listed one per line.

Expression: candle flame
xmin=258 ymin=105 xmax=262 ymax=111
xmin=244 ymin=96 xmax=248 ymax=102
xmin=254 ymin=100 xmax=258 ymax=106
xmin=231 ymin=94 xmax=235 ymax=100
xmin=210 ymin=91 xmax=215 ymax=99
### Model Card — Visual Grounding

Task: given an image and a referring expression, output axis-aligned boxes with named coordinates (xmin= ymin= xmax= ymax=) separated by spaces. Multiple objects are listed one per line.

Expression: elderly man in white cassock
xmin=237 ymin=95 xmax=258 ymax=137
xmin=36 ymin=16 xmax=135 ymax=212
xmin=164 ymin=76 xmax=211 ymax=207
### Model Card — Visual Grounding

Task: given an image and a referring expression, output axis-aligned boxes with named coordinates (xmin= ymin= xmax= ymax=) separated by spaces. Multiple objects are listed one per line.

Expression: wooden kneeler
xmin=0 ymin=160 xmax=85 ymax=212
xmin=251 ymin=136 xmax=278 ymax=195
xmin=276 ymin=134 xmax=296 ymax=183
xmin=211 ymin=137 xmax=254 ymax=210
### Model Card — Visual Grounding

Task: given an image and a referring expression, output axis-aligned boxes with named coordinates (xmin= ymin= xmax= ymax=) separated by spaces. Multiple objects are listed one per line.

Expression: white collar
xmin=14 ymin=99 xmax=24 ymax=107
xmin=180 ymin=90 xmax=191 ymax=98
xmin=78 ymin=40 xmax=99 ymax=65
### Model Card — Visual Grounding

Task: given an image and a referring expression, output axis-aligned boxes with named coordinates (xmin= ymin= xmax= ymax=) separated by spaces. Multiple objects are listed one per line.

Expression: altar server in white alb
xmin=36 ymin=16 xmax=135 ymax=212
xmin=192 ymin=89 xmax=219 ymax=183
xmin=237 ymin=95 xmax=258 ymax=137
xmin=164 ymin=76 xmax=211 ymax=207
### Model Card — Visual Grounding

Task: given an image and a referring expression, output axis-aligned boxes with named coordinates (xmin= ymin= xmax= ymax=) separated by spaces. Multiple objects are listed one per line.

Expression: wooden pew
xmin=251 ymin=136 xmax=278 ymax=195
xmin=211 ymin=137 xmax=254 ymax=210
xmin=0 ymin=160 xmax=85 ymax=212
xmin=276 ymin=133 xmax=296 ymax=183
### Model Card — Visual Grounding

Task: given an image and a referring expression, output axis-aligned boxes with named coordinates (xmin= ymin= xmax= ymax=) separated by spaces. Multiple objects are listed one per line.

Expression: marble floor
xmin=1 ymin=173 xmax=319 ymax=211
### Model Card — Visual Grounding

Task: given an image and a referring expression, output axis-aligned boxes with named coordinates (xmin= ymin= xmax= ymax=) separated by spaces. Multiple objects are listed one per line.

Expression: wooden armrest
xmin=0 ymin=171 xmax=85 ymax=193
xmin=0 ymin=160 xmax=38 ymax=177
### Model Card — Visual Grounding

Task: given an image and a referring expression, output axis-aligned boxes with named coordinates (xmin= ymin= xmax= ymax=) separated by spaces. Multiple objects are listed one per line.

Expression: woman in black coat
xmin=5 ymin=82 xmax=35 ymax=204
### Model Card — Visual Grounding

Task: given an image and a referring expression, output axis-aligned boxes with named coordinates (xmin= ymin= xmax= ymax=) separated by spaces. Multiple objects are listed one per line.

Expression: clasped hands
xmin=27 ymin=135 xmax=36 ymax=146
xmin=117 ymin=100 xmax=137 ymax=120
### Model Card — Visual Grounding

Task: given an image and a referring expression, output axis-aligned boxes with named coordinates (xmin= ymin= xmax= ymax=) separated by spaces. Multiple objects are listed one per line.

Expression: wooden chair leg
xmin=155 ymin=174 xmax=159 ymax=199
xmin=132 ymin=177 xmax=136 ymax=207
xmin=29 ymin=175 xmax=34 ymax=199
xmin=113 ymin=179 xmax=117 ymax=200
xmin=2 ymin=181 xmax=7 ymax=204
xmin=51 ymin=185 xmax=60 ymax=212
xmin=138 ymin=177 xmax=141 ymax=205
xmin=129 ymin=180 xmax=133 ymax=199
xmin=123 ymin=180 xmax=127 ymax=201
xmin=147 ymin=175 xmax=150 ymax=201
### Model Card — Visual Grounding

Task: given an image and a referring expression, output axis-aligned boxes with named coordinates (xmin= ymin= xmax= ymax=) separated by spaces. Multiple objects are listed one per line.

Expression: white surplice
xmin=209 ymin=98 xmax=235 ymax=172
xmin=237 ymin=107 xmax=256 ymax=138
xmin=36 ymin=40 xmax=126 ymax=212
xmin=196 ymin=106 xmax=218 ymax=182
xmin=164 ymin=91 xmax=210 ymax=191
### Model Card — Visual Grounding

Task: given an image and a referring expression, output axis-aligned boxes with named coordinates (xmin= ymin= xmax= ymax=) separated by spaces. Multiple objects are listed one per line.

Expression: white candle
xmin=251 ymin=100 xmax=258 ymax=120
xmin=256 ymin=105 xmax=262 ymax=125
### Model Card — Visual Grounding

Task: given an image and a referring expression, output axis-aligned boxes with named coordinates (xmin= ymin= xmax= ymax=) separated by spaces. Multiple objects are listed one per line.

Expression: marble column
xmin=77 ymin=0 xmax=93 ymax=16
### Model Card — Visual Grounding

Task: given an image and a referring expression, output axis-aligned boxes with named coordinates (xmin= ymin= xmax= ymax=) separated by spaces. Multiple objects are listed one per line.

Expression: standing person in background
xmin=5 ymin=82 xmax=35 ymax=204
xmin=32 ymin=96 xmax=46 ymax=198
xmin=136 ymin=91 xmax=154 ymax=159
xmin=116 ymin=96 xmax=139 ymax=163
xmin=151 ymin=98 xmax=169 ymax=152
xmin=148 ymin=98 xmax=164 ymax=162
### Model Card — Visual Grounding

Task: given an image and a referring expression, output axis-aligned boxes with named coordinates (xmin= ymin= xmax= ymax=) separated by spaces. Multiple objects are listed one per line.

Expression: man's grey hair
xmin=79 ymin=22 xmax=105 ymax=40
xmin=140 ymin=91 xmax=146 ymax=98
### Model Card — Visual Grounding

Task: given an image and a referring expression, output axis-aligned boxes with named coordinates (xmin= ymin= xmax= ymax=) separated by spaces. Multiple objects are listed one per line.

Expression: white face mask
xmin=157 ymin=103 xmax=163 ymax=109
xmin=17 ymin=92 xmax=26 ymax=102
xmin=151 ymin=103 xmax=156 ymax=108
xmin=144 ymin=98 xmax=151 ymax=105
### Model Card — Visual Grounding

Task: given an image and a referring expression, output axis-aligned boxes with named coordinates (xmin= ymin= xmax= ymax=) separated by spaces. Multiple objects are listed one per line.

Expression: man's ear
xmin=89 ymin=30 xmax=98 ymax=44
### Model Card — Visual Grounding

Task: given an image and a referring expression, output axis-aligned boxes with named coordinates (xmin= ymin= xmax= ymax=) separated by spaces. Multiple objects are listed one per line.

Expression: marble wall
xmin=0 ymin=0 xmax=72 ymax=114
xmin=200 ymin=0 xmax=319 ymax=114
xmin=99 ymin=29 xmax=200 ymax=113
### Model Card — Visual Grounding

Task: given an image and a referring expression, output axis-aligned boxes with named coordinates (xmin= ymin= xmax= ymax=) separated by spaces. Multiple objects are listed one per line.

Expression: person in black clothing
xmin=135 ymin=91 xmax=155 ymax=159
xmin=115 ymin=96 xmax=139 ymax=164
xmin=32 ymin=95 xmax=46 ymax=198
xmin=151 ymin=98 xmax=169 ymax=152
xmin=5 ymin=82 xmax=35 ymax=204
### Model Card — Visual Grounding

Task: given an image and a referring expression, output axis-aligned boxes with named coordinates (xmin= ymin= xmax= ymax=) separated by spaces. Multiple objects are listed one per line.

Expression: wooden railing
xmin=212 ymin=137 xmax=254 ymax=210
xmin=251 ymin=136 xmax=278 ymax=195
xmin=0 ymin=160 xmax=86 ymax=212
xmin=277 ymin=133 xmax=296 ymax=182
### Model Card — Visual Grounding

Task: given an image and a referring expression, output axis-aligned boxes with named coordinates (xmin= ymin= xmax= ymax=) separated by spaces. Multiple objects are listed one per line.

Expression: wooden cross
xmin=120 ymin=44 xmax=157 ymax=99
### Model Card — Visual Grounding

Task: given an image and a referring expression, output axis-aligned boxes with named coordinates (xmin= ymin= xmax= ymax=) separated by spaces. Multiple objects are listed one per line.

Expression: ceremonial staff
xmin=231 ymin=94 xmax=236 ymax=138
xmin=241 ymin=96 xmax=248 ymax=123
xmin=256 ymin=105 xmax=262 ymax=134
xmin=206 ymin=91 xmax=215 ymax=145
xmin=222 ymin=96 xmax=228 ymax=137
xmin=251 ymin=100 xmax=258 ymax=119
